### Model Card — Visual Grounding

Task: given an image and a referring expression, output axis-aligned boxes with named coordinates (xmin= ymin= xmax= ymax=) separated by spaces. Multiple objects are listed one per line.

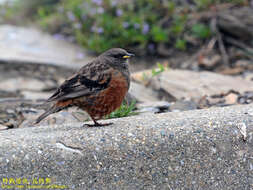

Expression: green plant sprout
xmin=152 ymin=63 xmax=167 ymax=76
xmin=106 ymin=100 xmax=137 ymax=119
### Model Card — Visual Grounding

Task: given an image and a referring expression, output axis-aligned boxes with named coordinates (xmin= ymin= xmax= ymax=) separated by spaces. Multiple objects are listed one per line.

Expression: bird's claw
xmin=83 ymin=122 xmax=113 ymax=127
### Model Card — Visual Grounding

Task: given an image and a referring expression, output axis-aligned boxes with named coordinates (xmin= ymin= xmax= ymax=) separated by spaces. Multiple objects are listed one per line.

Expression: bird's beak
xmin=123 ymin=53 xmax=135 ymax=59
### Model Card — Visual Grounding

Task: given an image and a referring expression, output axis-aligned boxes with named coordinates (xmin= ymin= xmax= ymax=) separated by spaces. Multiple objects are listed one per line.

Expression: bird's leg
xmin=84 ymin=117 xmax=113 ymax=127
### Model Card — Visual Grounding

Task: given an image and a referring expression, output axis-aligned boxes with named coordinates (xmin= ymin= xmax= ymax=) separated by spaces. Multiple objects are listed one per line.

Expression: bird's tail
xmin=34 ymin=105 xmax=63 ymax=124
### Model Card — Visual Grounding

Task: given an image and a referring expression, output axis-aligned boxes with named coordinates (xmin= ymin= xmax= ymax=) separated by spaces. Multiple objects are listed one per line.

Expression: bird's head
xmin=100 ymin=48 xmax=134 ymax=68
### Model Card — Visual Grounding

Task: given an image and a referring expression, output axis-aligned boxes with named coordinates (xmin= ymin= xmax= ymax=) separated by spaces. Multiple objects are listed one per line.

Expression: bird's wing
xmin=47 ymin=61 xmax=112 ymax=102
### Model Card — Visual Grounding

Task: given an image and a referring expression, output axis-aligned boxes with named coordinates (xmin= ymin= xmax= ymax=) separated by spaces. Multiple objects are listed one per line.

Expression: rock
xmin=0 ymin=124 xmax=8 ymax=130
xmin=0 ymin=90 xmax=20 ymax=98
xmin=137 ymin=101 xmax=170 ymax=113
xmin=0 ymin=105 xmax=253 ymax=189
xmin=218 ymin=67 xmax=244 ymax=75
xmin=238 ymin=91 xmax=253 ymax=104
xmin=198 ymin=54 xmax=221 ymax=69
xmin=0 ymin=60 xmax=77 ymax=127
xmin=0 ymin=103 xmax=25 ymax=129
xmin=129 ymin=82 xmax=160 ymax=102
xmin=20 ymin=107 xmax=90 ymax=128
xmin=150 ymin=70 xmax=253 ymax=100
xmin=224 ymin=92 xmax=238 ymax=105
xmin=0 ymin=77 xmax=52 ymax=92
xmin=131 ymin=67 xmax=169 ymax=85
xmin=0 ymin=0 xmax=14 ymax=4
xmin=21 ymin=91 xmax=52 ymax=100
xmin=201 ymin=95 xmax=223 ymax=107
xmin=0 ymin=25 xmax=94 ymax=69
xmin=124 ymin=92 xmax=137 ymax=105
xmin=197 ymin=90 xmax=253 ymax=108
xmin=131 ymin=70 xmax=151 ymax=84
xmin=169 ymin=100 xmax=198 ymax=112
xmin=241 ymin=72 xmax=253 ymax=82
xmin=137 ymin=106 xmax=160 ymax=113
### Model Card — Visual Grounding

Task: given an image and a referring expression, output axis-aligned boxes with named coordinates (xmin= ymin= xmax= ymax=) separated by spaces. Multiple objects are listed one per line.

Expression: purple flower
xmin=76 ymin=52 xmax=85 ymax=59
xmin=92 ymin=0 xmax=103 ymax=6
xmin=53 ymin=34 xmax=65 ymax=40
xmin=122 ymin=22 xmax=129 ymax=28
xmin=111 ymin=0 xmax=118 ymax=7
xmin=134 ymin=23 xmax=140 ymax=29
xmin=116 ymin=9 xmax=123 ymax=16
xmin=97 ymin=7 xmax=104 ymax=14
xmin=74 ymin=23 xmax=82 ymax=29
xmin=148 ymin=44 xmax=155 ymax=52
xmin=142 ymin=23 xmax=150 ymax=34
xmin=91 ymin=26 xmax=104 ymax=34
xmin=97 ymin=27 xmax=104 ymax=34
xmin=67 ymin=11 xmax=75 ymax=21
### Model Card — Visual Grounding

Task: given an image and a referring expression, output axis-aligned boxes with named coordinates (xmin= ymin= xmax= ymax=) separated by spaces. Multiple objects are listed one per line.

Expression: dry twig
xmin=211 ymin=18 xmax=229 ymax=65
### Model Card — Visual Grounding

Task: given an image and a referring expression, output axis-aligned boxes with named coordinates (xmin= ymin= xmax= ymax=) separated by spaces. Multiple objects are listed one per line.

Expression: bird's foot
xmin=83 ymin=122 xmax=113 ymax=127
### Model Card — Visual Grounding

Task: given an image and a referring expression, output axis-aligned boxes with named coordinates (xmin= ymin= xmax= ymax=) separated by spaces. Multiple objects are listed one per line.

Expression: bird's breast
xmin=78 ymin=70 xmax=130 ymax=119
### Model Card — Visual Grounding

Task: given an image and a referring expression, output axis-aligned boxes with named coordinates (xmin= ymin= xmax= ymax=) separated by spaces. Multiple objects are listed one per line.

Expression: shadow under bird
xmin=35 ymin=48 xmax=134 ymax=127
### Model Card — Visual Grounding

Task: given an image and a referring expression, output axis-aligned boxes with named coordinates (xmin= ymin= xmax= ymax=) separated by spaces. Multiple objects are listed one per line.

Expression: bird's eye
xmin=113 ymin=54 xmax=124 ymax=58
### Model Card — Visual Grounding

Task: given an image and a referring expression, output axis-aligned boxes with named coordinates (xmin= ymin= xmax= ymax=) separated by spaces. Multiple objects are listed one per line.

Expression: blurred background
xmin=0 ymin=0 xmax=253 ymax=128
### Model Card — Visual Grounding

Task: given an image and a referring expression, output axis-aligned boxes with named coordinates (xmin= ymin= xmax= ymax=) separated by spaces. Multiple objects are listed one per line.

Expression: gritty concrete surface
xmin=0 ymin=105 xmax=253 ymax=189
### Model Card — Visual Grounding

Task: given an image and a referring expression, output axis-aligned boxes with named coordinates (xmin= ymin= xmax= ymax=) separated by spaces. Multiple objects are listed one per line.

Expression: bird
xmin=35 ymin=48 xmax=134 ymax=127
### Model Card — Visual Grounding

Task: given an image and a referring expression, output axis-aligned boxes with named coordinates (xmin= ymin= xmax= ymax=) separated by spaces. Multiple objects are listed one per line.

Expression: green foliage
xmin=175 ymin=39 xmax=187 ymax=50
xmin=170 ymin=15 xmax=187 ymax=36
xmin=194 ymin=0 xmax=245 ymax=9
xmin=17 ymin=0 xmax=59 ymax=18
xmin=6 ymin=0 xmax=247 ymax=54
xmin=152 ymin=63 xmax=166 ymax=76
xmin=151 ymin=26 xmax=168 ymax=43
xmin=141 ymin=62 xmax=168 ymax=82
xmin=191 ymin=23 xmax=212 ymax=39
xmin=193 ymin=0 xmax=213 ymax=9
xmin=106 ymin=100 xmax=137 ymax=119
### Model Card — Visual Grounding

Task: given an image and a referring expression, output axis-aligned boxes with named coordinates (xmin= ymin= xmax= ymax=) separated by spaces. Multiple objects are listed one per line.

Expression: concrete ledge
xmin=0 ymin=105 xmax=253 ymax=189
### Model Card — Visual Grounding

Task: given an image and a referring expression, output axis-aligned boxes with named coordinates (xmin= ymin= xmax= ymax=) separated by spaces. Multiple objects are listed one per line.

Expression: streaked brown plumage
xmin=35 ymin=48 xmax=134 ymax=127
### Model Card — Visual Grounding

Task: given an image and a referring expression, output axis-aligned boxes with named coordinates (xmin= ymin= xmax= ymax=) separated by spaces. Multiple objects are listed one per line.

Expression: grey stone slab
xmin=151 ymin=70 xmax=253 ymax=100
xmin=129 ymin=82 xmax=160 ymax=102
xmin=0 ymin=25 xmax=94 ymax=69
xmin=0 ymin=105 xmax=253 ymax=189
